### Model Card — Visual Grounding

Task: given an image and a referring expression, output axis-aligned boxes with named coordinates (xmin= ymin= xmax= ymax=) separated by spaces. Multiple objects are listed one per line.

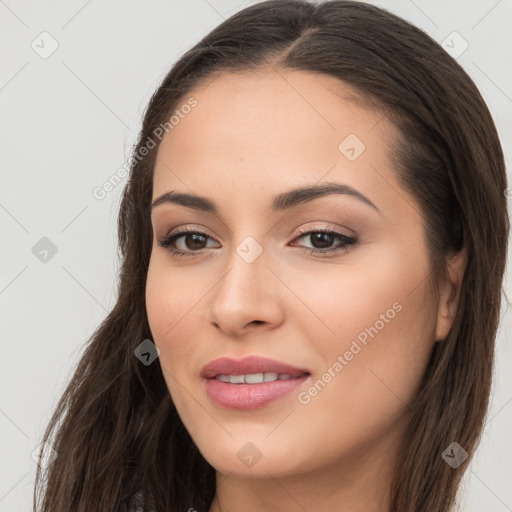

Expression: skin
xmin=145 ymin=69 xmax=467 ymax=512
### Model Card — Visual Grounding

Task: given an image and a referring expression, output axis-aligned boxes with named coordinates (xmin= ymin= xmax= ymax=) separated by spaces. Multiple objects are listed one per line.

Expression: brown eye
xmin=158 ymin=229 xmax=219 ymax=257
xmin=292 ymin=228 xmax=357 ymax=256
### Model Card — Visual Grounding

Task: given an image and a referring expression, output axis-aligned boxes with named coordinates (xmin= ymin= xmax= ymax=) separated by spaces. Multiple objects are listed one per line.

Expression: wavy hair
xmin=34 ymin=1 xmax=509 ymax=511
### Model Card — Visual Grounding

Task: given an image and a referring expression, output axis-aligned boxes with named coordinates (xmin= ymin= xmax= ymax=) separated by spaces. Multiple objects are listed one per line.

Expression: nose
xmin=206 ymin=247 xmax=285 ymax=337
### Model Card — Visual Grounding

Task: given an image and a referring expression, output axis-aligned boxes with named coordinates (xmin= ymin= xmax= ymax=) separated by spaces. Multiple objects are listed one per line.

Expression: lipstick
xmin=201 ymin=355 xmax=310 ymax=410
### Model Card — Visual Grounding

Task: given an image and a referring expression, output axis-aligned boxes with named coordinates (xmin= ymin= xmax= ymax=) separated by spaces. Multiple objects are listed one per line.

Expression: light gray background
xmin=1 ymin=1 xmax=511 ymax=511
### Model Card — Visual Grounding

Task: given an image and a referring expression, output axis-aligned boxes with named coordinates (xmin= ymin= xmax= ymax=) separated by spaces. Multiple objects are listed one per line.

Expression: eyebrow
xmin=150 ymin=182 xmax=382 ymax=216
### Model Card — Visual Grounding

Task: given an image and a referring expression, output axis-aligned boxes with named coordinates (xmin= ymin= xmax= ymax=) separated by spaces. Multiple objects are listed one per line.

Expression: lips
xmin=201 ymin=355 xmax=311 ymax=410
xmin=200 ymin=355 xmax=309 ymax=379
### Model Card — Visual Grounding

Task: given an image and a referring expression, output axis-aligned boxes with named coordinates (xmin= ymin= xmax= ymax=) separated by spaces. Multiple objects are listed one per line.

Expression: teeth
xmin=245 ymin=372 xmax=264 ymax=384
xmin=215 ymin=372 xmax=296 ymax=384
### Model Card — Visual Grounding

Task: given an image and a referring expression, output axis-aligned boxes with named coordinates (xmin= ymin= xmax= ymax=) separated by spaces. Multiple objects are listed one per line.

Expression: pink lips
xmin=201 ymin=355 xmax=310 ymax=410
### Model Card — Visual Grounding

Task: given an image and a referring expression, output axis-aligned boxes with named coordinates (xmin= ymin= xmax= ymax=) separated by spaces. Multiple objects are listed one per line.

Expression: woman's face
xmin=146 ymin=69 xmax=453 ymax=478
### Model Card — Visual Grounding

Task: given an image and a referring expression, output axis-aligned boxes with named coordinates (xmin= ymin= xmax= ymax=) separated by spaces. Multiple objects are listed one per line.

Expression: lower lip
xmin=204 ymin=375 xmax=310 ymax=410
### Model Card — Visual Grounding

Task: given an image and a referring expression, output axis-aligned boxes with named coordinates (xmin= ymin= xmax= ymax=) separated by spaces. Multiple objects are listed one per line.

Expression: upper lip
xmin=200 ymin=355 xmax=310 ymax=379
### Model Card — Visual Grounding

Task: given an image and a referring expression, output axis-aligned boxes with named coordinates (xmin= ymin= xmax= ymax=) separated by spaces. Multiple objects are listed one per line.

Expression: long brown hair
xmin=33 ymin=1 xmax=509 ymax=511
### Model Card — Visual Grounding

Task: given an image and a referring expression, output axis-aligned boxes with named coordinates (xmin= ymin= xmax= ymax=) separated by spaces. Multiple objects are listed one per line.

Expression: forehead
xmin=157 ymin=69 xmax=388 ymax=156
xmin=152 ymin=69 xmax=404 ymax=217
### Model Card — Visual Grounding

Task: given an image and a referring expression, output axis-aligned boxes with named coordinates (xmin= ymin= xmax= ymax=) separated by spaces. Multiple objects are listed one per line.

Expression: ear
xmin=435 ymin=247 xmax=468 ymax=342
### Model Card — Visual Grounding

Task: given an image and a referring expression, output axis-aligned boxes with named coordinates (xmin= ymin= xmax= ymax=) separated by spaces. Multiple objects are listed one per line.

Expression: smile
xmin=200 ymin=355 xmax=311 ymax=410
xmin=215 ymin=372 xmax=299 ymax=384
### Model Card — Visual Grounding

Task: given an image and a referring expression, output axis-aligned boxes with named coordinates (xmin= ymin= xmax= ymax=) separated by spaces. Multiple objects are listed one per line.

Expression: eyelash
xmin=158 ymin=226 xmax=357 ymax=258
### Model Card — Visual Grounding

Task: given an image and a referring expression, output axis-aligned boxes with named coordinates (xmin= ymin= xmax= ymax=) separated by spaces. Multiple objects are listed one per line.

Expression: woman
xmin=33 ymin=1 xmax=509 ymax=511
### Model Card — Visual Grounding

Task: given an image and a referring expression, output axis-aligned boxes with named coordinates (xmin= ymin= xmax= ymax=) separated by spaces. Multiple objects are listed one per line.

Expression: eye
xmin=157 ymin=226 xmax=219 ymax=258
xmin=290 ymin=227 xmax=357 ymax=256
xmin=157 ymin=226 xmax=357 ymax=258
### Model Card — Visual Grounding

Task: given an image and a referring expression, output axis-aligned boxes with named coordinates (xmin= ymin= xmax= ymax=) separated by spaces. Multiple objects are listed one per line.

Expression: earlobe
xmin=435 ymin=247 xmax=468 ymax=342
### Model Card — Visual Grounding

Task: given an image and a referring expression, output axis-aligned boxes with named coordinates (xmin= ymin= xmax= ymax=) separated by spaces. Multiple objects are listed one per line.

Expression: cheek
xmin=145 ymin=259 xmax=190 ymax=372
xmin=146 ymin=261 xmax=174 ymax=343
xmin=289 ymin=241 xmax=432 ymax=349
xmin=145 ymin=256 xmax=209 ymax=398
xmin=298 ymin=296 xmax=433 ymax=462
xmin=145 ymin=255 xmax=200 ymax=340
xmin=293 ymin=246 xmax=435 ymax=442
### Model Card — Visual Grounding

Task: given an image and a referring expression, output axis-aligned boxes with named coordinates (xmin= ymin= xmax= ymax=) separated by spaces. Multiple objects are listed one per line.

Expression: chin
xmin=193 ymin=434 xmax=316 ymax=478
